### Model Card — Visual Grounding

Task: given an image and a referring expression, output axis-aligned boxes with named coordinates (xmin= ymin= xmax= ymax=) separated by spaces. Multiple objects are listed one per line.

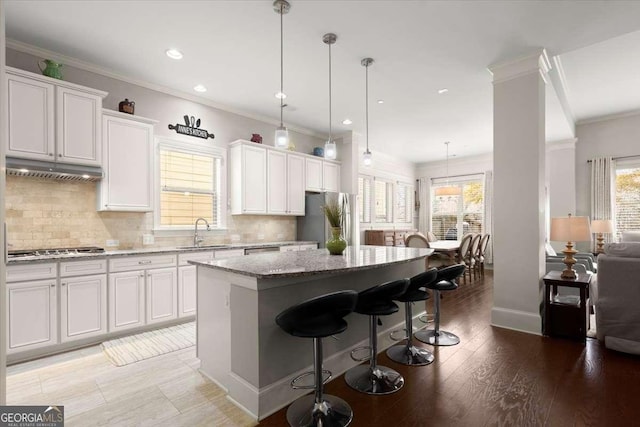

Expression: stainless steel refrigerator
xmin=297 ymin=192 xmax=359 ymax=248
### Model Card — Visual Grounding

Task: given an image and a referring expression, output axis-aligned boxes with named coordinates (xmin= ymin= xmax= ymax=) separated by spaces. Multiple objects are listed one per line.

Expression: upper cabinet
xmin=306 ymin=157 xmax=340 ymax=193
xmin=230 ymin=140 xmax=340 ymax=215
xmin=97 ymin=110 xmax=157 ymax=212
xmin=6 ymin=67 xmax=107 ymax=166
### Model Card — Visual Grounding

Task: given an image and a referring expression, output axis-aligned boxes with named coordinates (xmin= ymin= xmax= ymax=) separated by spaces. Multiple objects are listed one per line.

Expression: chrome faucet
xmin=194 ymin=218 xmax=211 ymax=247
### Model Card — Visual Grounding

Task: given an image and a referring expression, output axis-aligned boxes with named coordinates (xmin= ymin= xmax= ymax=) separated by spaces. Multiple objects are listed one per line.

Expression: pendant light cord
xmin=280 ymin=3 xmax=284 ymax=127
xmin=365 ymin=62 xmax=369 ymax=152
xmin=328 ymin=41 xmax=332 ymax=143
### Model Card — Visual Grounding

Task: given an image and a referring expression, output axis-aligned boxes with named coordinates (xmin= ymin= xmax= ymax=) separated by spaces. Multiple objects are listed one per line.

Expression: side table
xmin=543 ymin=271 xmax=591 ymax=342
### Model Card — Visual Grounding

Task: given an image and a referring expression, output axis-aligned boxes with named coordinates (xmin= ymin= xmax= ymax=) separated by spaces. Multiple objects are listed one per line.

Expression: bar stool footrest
xmin=350 ymin=346 xmax=371 ymax=362
xmin=290 ymin=369 xmax=332 ymax=390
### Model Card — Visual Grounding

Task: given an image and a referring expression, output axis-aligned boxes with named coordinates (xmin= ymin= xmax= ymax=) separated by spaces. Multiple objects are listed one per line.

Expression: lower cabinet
xmin=7 ymin=279 xmax=57 ymax=354
xmin=60 ymin=274 xmax=107 ymax=342
xmin=178 ymin=265 xmax=197 ymax=318
xmin=108 ymin=270 xmax=146 ymax=332
xmin=146 ymin=267 xmax=178 ymax=324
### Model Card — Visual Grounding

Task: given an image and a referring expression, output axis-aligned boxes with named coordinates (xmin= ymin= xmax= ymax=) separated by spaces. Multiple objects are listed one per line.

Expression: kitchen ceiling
xmin=5 ymin=1 xmax=640 ymax=163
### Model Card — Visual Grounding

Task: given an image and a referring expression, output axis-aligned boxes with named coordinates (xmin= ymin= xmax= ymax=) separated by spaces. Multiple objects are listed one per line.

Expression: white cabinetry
xmin=178 ymin=251 xmax=215 ymax=318
xmin=98 ymin=110 xmax=156 ymax=211
xmin=267 ymin=151 xmax=305 ymax=215
xmin=230 ymin=142 xmax=267 ymax=214
xmin=5 ymin=67 xmax=107 ymax=166
xmin=6 ymin=263 xmax=58 ymax=354
xmin=279 ymin=243 xmax=318 ymax=252
xmin=60 ymin=259 xmax=107 ymax=343
xmin=305 ymin=157 xmax=340 ymax=193
xmin=108 ymin=254 xmax=178 ymax=332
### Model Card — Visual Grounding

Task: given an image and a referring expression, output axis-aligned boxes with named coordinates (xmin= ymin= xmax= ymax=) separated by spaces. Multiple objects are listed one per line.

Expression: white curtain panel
xmin=483 ymin=171 xmax=493 ymax=264
xmin=418 ymin=177 xmax=430 ymax=234
xmin=590 ymin=157 xmax=615 ymax=243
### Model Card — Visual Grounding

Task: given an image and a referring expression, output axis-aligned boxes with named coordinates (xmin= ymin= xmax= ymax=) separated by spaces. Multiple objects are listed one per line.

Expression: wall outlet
xmin=257 ymin=233 xmax=265 ymax=240
xmin=106 ymin=239 xmax=119 ymax=247
xmin=142 ymin=234 xmax=154 ymax=245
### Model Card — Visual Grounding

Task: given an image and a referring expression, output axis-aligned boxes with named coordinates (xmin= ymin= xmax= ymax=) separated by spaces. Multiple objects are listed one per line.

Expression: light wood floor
xmin=7 ymin=271 xmax=640 ymax=426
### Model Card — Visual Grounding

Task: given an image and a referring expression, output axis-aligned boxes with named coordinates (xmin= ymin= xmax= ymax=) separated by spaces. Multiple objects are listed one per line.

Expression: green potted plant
xmin=322 ymin=198 xmax=347 ymax=255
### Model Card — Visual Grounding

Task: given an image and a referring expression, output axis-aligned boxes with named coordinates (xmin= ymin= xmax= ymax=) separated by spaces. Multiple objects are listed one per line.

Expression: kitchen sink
xmin=177 ymin=245 xmax=229 ymax=249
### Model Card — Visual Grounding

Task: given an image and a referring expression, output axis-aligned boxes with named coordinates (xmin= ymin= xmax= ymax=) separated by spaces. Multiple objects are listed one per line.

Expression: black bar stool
xmin=386 ymin=268 xmax=438 ymax=366
xmin=344 ymin=279 xmax=409 ymax=395
xmin=276 ymin=290 xmax=358 ymax=427
xmin=415 ymin=264 xmax=465 ymax=346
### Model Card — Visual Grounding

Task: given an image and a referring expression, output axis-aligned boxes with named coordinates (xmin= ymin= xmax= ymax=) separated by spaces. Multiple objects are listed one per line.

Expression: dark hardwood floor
xmin=259 ymin=270 xmax=640 ymax=426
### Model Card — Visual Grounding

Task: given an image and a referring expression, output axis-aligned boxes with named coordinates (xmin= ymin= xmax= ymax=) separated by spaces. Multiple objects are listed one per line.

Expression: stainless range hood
xmin=5 ymin=157 xmax=103 ymax=182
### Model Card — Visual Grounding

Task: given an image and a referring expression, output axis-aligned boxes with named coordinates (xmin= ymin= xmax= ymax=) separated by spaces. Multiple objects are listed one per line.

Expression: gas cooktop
xmin=8 ymin=246 xmax=105 ymax=258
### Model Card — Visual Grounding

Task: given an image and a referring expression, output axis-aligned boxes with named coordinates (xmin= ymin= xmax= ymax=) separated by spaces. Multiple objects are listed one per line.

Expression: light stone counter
xmin=194 ymin=245 xmax=433 ymax=420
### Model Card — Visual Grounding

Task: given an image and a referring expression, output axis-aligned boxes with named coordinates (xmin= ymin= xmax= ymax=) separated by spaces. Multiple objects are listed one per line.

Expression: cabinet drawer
xmin=298 ymin=244 xmax=318 ymax=251
xmin=178 ymin=251 xmax=215 ymax=266
xmin=60 ymin=259 xmax=107 ymax=277
xmin=7 ymin=263 xmax=57 ymax=282
xmin=279 ymin=245 xmax=299 ymax=252
xmin=109 ymin=254 xmax=177 ymax=273
xmin=214 ymin=249 xmax=245 ymax=259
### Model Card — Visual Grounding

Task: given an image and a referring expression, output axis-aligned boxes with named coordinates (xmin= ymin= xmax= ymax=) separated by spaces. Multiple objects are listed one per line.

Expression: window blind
xmin=431 ymin=179 xmax=484 ymax=240
xmin=159 ymin=149 xmax=220 ymax=227
xmin=396 ymin=182 xmax=414 ymax=223
xmin=358 ymin=176 xmax=372 ymax=223
xmin=615 ymin=166 xmax=640 ymax=240
xmin=375 ymin=178 xmax=393 ymax=223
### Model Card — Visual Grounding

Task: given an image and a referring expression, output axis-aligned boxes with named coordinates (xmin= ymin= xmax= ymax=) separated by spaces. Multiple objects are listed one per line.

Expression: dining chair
xmin=475 ymin=234 xmax=490 ymax=277
xmin=457 ymin=233 xmax=473 ymax=284
xmin=406 ymin=234 xmax=450 ymax=268
xmin=468 ymin=234 xmax=482 ymax=281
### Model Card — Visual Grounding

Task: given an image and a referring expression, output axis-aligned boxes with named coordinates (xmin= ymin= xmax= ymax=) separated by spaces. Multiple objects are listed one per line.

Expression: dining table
xmin=428 ymin=240 xmax=461 ymax=265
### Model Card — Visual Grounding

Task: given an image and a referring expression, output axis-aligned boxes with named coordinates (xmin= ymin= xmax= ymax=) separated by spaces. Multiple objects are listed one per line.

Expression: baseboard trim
xmin=491 ymin=307 xmax=542 ymax=336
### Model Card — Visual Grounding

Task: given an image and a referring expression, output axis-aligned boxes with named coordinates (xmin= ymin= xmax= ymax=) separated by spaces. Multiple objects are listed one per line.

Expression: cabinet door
xmin=100 ymin=114 xmax=153 ymax=211
xmin=7 ymin=280 xmax=57 ymax=353
xmin=146 ymin=267 xmax=178 ymax=324
xmin=305 ymin=157 xmax=323 ymax=192
xmin=323 ymin=162 xmax=340 ymax=193
xmin=56 ymin=86 xmax=102 ymax=166
xmin=108 ymin=270 xmax=145 ymax=332
xmin=6 ymin=73 xmax=55 ymax=161
xmin=61 ymin=274 xmax=107 ymax=342
xmin=178 ymin=266 xmax=197 ymax=318
xmin=287 ymin=153 xmax=305 ymax=215
xmin=267 ymin=150 xmax=287 ymax=214
xmin=242 ymin=145 xmax=267 ymax=213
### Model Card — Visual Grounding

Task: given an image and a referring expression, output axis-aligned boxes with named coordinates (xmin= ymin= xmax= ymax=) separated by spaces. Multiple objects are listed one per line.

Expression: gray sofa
xmin=595 ymin=242 xmax=640 ymax=354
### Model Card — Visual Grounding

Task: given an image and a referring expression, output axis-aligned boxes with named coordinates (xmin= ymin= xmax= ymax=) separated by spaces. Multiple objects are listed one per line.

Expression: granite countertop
xmin=6 ymin=241 xmax=317 ymax=265
xmin=190 ymin=245 xmax=434 ymax=279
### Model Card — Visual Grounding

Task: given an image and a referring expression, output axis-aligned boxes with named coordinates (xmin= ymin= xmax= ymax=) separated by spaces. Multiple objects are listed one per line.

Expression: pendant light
xmin=274 ymin=0 xmax=290 ymax=148
xmin=434 ymin=141 xmax=462 ymax=196
xmin=361 ymin=58 xmax=374 ymax=166
xmin=323 ymin=33 xmax=337 ymax=160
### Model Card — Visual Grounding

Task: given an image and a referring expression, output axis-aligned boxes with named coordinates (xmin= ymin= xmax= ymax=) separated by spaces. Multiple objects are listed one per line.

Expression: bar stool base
xmin=386 ymin=343 xmax=435 ymax=366
xmin=344 ymin=364 xmax=404 ymax=395
xmin=415 ymin=329 xmax=460 ymax=346
xmin=286 ymin=394 xmax=353 ymax=427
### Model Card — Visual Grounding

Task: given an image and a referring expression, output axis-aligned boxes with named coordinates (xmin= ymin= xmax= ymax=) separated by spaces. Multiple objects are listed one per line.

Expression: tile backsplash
xmin=5 ymin=176 xmax=296 ymax=250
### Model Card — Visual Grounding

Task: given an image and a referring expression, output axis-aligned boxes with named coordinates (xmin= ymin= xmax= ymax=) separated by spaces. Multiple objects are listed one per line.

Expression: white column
xmin=489 ymin=50 xmax=550 ymax=335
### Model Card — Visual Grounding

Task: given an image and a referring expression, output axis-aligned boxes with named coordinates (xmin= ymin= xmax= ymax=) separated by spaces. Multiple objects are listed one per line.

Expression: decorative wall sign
xmin=168 ymin=115 xmax=215 ymax=139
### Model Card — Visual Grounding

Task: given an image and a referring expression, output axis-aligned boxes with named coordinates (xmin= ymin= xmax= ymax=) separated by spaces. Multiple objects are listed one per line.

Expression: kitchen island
xmin=191 ymin=245 xmax=433 ymax=420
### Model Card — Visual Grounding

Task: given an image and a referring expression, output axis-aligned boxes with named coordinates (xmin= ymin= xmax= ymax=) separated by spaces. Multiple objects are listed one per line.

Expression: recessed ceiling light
xmin=275 ymin=92 xmax=287 ymax=99
xmin=165 ymin=49 xmax=183 ymax=60
xmin=342 ymin=119 xmax=353 ymax=125
xmin=193 ymin=84 xmax=207 ymax=93
xmin=377 ymin=99 xmax=384 ymax=104
xmin=438 ymin=88 xmax=449 ymax=94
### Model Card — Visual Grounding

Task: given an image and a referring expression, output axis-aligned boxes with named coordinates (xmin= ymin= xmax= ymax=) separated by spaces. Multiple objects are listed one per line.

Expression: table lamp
xmin=591 ymin=219 xmax=613 ymax=254
xmin=550 ymin=214 xmax=592 ymax=280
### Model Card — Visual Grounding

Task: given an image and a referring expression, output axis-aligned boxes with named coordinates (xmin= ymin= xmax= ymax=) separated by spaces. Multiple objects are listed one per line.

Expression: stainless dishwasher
xmin=245 ymin=246 xmax=280 ymax=255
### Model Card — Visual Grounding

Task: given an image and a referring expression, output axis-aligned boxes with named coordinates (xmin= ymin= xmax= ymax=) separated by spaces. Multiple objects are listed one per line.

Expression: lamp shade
xmin=550 ymin=215 xmax=592 ymax=242
xmin=434 ymin=185 xmax=462 ymax=196
xmin=591 ymin=219 xmax=613 ymax=234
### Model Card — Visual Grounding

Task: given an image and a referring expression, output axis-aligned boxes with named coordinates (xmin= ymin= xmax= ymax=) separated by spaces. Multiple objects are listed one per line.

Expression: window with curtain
xmin=396 ymin=182 xmax=414 ymax=223
xmin=158 ymin=146 xmax=222 ymax=228
xmin=358 ymin=175 xmax=372 ymax=223
xmin=615 ymin=162 xmax=640 ymax=240
xmin=431 ymin=177 xmax=484 ymax=240
xmin=374 ymin=178 xmax=394 ymax=223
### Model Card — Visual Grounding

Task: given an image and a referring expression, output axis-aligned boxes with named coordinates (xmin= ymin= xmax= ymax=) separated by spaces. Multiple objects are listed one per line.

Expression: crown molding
xmin=546 ymin=138 xmax=577 ymax=151
xmin=6 ymin=38 xmax=326 ymax=139
xmin=577 ymin=108 xmax=640 ymax=126
xmin=548 ymin=56 xmax=576 ymax=130
xmin=488 ymin=48 xmax=551 ymax=85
